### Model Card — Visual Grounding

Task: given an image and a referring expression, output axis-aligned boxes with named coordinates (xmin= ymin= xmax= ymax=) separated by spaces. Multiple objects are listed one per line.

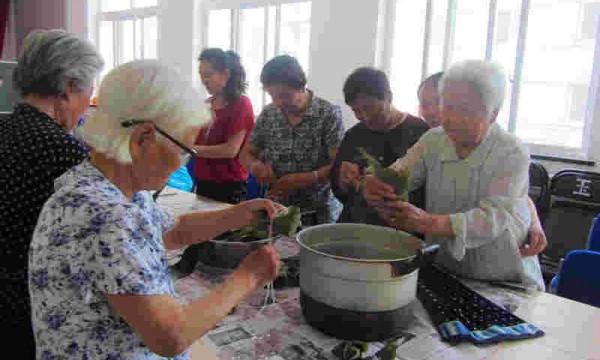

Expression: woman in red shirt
xmin=193 ymin=48 xmax=255 ymax=204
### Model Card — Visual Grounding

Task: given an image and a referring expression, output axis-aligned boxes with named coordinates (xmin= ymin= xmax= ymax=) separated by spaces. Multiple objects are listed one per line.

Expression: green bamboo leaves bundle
xmin=232 ymin=205 xmax=303 ymax=240
xmin=358 ymin=147 xmax=410 ymax=202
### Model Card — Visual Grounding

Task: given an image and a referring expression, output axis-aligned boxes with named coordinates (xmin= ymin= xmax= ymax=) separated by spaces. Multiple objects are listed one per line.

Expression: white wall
xmin=307 ymin=0 xmax=380 ymax=129
xmin=159 ymin=0 xmax=199 ymax=84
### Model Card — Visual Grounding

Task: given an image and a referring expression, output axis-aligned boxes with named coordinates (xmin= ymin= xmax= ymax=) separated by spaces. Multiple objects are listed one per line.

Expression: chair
xmin=553 ymin=250 xmax=600 ymax=308
xmin=185 ymin=156 xmax=197 ymax=192
xmin=246 ymin=173 xmax=267 ymax=200
xmin=549 ymin=213 xmax=600 ymax=292
xmin=541 ymin=170 xmax=600 ymax=278
xmin=528 ymin=161 xmax=550 ymax=225
xmin=587 ymin=213 xmax=600 ymax=251
xmin=165 ymin=165 xmax=194 ymax=193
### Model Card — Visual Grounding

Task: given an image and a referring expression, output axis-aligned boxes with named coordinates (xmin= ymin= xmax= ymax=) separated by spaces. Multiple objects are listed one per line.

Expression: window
xmin=202 ymin=1 xmax=312 ymax=114
xmin=384 ymin=0 xmax=599 ymax=159
xmin=87 ymin=0 xmax=160 ymax=82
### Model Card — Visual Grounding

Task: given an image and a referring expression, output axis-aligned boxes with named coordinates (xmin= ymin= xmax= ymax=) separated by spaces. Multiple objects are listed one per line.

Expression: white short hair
xmin=439 ymin=59 xmax=506 ymax=116
xmin=79 ymin=60 xmax=212 ymax=163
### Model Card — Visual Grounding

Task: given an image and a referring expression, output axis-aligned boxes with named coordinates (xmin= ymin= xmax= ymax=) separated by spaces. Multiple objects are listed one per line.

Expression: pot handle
xmin=412 ymin=244 xmax=440 ymax=268
xmin=391 ymin=244 xmax=440 ymax=277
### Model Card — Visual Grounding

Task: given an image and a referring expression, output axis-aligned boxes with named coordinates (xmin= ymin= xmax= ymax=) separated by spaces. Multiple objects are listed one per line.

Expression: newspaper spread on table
xmin=174 ymin=237 xmax=538 ymax=360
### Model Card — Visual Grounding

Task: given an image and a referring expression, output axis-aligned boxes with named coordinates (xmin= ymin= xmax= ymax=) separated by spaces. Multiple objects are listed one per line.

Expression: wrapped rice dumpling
xmin=358 ymin=148 xmax=410 ymax=201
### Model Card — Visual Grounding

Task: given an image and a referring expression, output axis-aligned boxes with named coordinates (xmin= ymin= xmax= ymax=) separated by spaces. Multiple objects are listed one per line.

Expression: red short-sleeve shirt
xmin=193 ymin=96 xmax=255 ymax=182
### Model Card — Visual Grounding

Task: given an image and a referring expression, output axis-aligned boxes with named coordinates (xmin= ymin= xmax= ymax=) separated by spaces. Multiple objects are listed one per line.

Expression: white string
xmin=258 ymin=216 xmax=277 ymax=313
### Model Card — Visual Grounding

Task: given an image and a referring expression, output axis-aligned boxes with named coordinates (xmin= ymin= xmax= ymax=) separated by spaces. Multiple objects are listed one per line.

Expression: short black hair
xmin=343 ymin=67 xmax=391 ymax=105
xmin=260 ymin=55 xmax=306 ymax=90
xmin=199 ymin=48 xmax=247 ymax=102
xmin=417 ymin=71 xmax=443 ymax=97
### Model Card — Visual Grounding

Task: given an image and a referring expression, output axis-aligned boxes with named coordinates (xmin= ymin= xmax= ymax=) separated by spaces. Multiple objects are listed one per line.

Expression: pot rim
xmin=296 ymin=223 xmax=423 ymax=264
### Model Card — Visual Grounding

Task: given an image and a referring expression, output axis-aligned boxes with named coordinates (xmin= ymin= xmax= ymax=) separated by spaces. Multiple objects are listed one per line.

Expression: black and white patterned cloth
xmin=0 ymin=103 xmax=88 ymax=352
xmin=249 ymin=90 xmax=345 ymax=224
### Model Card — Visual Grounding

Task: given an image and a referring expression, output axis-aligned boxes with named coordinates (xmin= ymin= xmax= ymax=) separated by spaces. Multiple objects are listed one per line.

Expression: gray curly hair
xmin=439 ymin=59 xmax=506 ymax=117
xmin=13 ymin=29 xmax=104 ymax=96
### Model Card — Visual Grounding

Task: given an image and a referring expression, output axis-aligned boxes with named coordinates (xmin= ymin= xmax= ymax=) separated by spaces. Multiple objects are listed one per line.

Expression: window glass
xmin=207 ymin=9 xmax=232 ymax=50
xmin=517 ymin=0 xmax=593 ymax=148
xmin=239 ymin=6 xmax=266 ymax=113
xmin=389 ymin=0 xmax=427 ymax=114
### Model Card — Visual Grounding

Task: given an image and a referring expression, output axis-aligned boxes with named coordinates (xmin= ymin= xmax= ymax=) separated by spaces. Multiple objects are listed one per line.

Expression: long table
xmin=158 ymin=187 xmax=600 ymax=360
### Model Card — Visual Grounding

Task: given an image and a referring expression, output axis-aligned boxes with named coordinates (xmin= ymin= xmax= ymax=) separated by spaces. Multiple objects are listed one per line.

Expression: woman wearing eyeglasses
xmin=193 ymin=48 xmax=255 ymax=204
xmin=28 ymin=60 xmax=282 ymax=359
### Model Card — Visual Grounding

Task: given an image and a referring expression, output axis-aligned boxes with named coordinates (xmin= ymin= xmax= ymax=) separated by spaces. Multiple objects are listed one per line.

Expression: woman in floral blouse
xmin=28 ymin=60 xmax=282 ymax=359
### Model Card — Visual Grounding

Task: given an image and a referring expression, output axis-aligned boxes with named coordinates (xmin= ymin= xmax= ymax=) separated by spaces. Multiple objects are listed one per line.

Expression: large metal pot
xmin=296 ymin=223 xmax=438 ymax=341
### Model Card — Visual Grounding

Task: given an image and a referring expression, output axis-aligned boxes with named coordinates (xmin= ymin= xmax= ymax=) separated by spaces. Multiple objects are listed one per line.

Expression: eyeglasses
xmin=121 ymin=119 xmax=197 ymax=157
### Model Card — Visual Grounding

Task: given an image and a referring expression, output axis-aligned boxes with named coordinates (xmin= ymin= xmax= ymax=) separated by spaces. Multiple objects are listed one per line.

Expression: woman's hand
xmin=252 ymin=162 xmax=276 ymax=185
xmin=267 ymin=174 xmax=298 ymax=199
xmin=362 ymin=174 xmax=397 ymax=207
xmin=236 ymin=244 xmax=281 ymax=289
xmin=338 ymin=161 xmax=361 ymax=190
xmin=521 ymin=224 xmax=547 ymax=257
xmin=236 ymin=198 xmax=286 ymax=227
xmin=377 ymin=200 xmax=428 ymax=233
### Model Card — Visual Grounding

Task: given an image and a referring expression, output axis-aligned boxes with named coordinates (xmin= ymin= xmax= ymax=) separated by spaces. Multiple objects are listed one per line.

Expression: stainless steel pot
xmin=296 ymin=223 xmax=439 ymax=340
xmin=296 ymin=223 xmax=439 ymax=312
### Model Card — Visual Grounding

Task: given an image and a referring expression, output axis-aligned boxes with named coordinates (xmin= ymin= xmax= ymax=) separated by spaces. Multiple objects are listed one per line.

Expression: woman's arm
xmin=106 ymin=244 xmax=280 ymax=357
xmin=268 ymin=106 xmax=344 ymax=198
xmin=194 ymin=129 xmax=247 ymax=159
xmin=163 ymin=198 xmax=283 ymax=250
xmin=521 ymin=196 xmax=548 ymax=257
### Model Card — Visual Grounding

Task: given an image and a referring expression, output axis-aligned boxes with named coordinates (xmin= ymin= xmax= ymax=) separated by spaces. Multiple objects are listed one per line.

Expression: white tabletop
xmin=159 ymin=187 xmax=600 ymax=360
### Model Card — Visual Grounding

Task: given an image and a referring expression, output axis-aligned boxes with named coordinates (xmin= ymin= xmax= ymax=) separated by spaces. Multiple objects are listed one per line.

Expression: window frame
xmin=199 ymin=0 xmax=312 ymax=112
xmin=87 ymin=0 xmax=161 ymax=80
xmin=379 ymin=0 xmax=600 ymax=163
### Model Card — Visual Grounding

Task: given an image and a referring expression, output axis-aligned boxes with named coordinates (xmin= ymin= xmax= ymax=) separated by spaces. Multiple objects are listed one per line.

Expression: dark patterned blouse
xmin=249 ymin=91 xmax=345 ymax=224
xmin=0 ymin=103 xmax=88 ymax=329
xmin=331 ymin=115 xmax=430 ymax=226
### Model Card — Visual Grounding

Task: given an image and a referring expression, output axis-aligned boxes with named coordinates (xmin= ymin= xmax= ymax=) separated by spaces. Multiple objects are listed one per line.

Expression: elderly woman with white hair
xmin=28 ymin=59 xmax=283 ymax=359
xmin=0 ymin=29 xmax=103 ymax=358
xmin=363 ymin=59 xmax=545 ymax=291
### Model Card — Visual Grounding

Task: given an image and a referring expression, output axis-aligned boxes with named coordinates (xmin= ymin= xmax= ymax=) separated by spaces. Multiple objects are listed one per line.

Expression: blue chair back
xmin=166 ymin=165 xmax=194 ymax=193
xmin=246 ymin=173 xmax=267 ymax=200
xmin=555 ymin=250 xmax=600 ymax=308
xmin=587 ymin=214 xmax=600 ymax=251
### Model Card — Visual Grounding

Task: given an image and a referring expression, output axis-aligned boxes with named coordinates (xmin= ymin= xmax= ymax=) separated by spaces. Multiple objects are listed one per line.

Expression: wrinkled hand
xmin=267 ymin=174 xmax=298 ymax=200
xmin=237 ymin=244 xmax=281 ymax=289
xmin=338 ymin=161 xmax=361 ymax=190
xmin=252 ymin=162 xmax=276 ymax=185
xmin=521 ymin=224 xmax=547 ymax=257
xmin=237 ymin=198 xmax=287 ymax=227
xmin=376 ymin=200 xmax=428 ymax=234
xmin=362 ymin=174 xmax=397 ymax=207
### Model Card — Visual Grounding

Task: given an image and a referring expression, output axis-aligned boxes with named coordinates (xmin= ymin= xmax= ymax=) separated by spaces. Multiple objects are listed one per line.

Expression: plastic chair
xmin=550 ymin=214 xmax=600 ymax=292
xmin=541 ymin=170 xmax=600 ymax=278
xmin=528 ymin=161 xmax=550 ymax=225
xmin=165 ymin=165 xmax=194 ymax=193
xmin=587 ymin=213 xmax=600 ymax=251
xmin=246 ymin=173 xmax=267 ymax=200
xmin=185 ymin=156 xmax=197 ymax=192
xmin=553 ymin=250 xmax=600 ymax=308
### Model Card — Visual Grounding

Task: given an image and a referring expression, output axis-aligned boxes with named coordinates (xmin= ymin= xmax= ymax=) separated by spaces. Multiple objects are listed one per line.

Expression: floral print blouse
xmin=29 ymin=161 xmax=189 ymax=360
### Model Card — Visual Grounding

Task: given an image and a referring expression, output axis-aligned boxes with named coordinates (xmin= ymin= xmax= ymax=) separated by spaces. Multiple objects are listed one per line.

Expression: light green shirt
xmin=391 ymin=123 xmax=545 ymax=290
